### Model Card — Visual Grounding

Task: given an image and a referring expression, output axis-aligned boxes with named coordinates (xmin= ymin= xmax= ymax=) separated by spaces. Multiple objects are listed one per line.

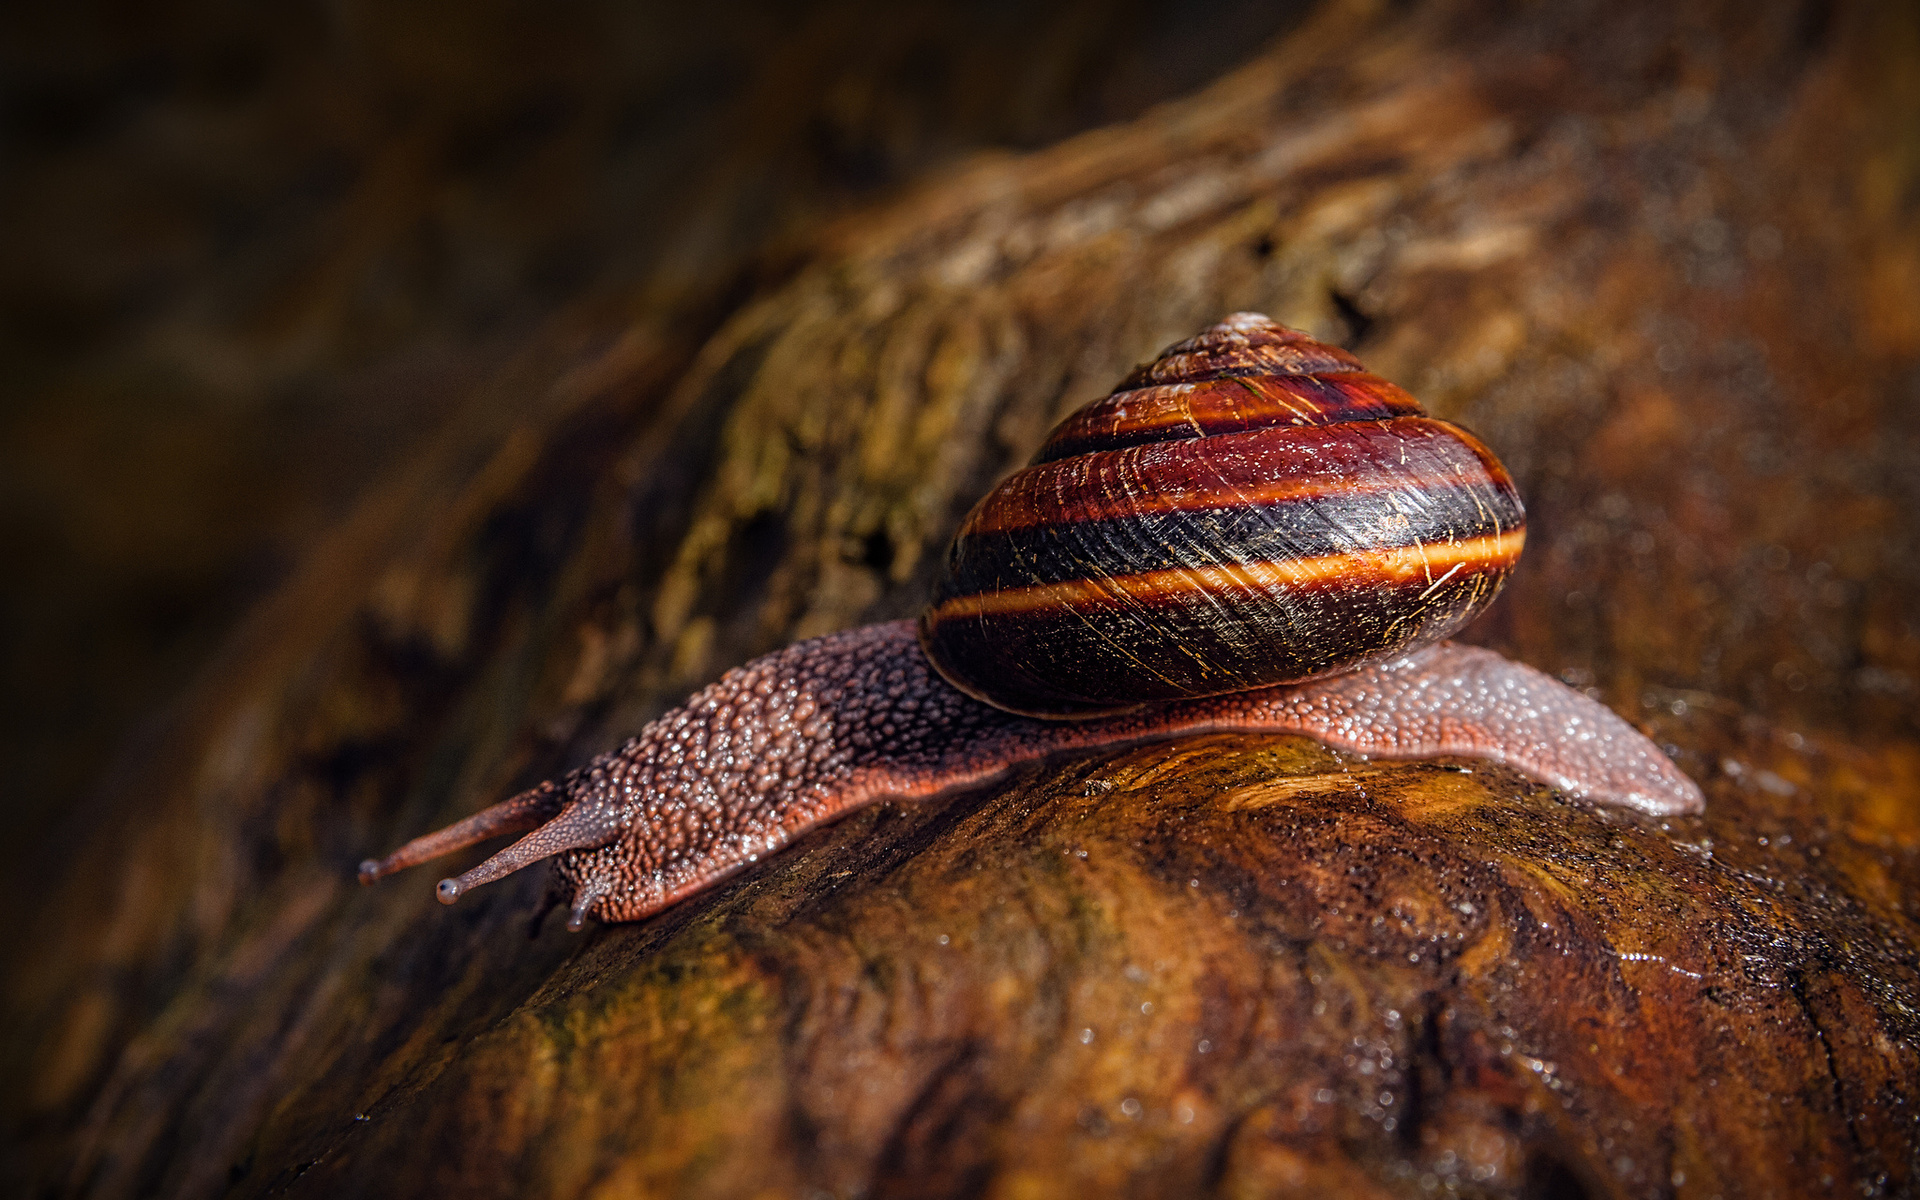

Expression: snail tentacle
xmin=357 ymin=778 xmax=564 ymax=885
xmin=431 ymin=794 xmax=625 ymax=905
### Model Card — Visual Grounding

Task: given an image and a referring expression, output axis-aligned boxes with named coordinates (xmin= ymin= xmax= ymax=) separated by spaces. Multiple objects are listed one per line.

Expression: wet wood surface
xmin=5 ymin=1 xmax=1919 ymax=1197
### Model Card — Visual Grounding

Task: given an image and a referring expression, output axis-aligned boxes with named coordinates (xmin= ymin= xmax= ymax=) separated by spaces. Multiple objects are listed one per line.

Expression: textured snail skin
xmin=359 ymin=620 xmax=1703 ymax=929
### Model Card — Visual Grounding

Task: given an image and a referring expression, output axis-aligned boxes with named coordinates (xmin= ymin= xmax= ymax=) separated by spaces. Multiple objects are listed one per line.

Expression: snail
xmin=360 ymin=314 xmax=1702 ymax=930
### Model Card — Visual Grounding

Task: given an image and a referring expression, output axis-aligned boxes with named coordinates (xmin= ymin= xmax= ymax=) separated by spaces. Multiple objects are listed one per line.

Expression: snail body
xmin=361 ymin=315 xmax=1703 ymax=929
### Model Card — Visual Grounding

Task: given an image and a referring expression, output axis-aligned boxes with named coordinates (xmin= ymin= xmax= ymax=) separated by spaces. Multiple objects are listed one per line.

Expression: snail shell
xmin=921 ymin=313 xmax=1526 ymax=716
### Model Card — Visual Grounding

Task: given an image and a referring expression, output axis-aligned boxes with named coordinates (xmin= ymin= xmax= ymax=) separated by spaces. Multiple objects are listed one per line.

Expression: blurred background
xmin=0 ymin=0 xmax=1308 ymax=862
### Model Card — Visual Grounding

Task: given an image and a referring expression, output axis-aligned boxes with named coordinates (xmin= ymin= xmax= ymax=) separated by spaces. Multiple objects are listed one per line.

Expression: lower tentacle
xmin=566 ymin=881 xmax=609 ymax=932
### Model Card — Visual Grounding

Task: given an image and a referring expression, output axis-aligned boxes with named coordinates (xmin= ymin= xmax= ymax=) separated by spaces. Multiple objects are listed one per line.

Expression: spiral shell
xmin=918 ymin=313 xmax=1527 ymax=716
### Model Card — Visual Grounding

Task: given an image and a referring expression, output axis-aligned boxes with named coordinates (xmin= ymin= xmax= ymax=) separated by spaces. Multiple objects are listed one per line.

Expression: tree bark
xmin=7 ymin=1 xmax=1920 ymax=1196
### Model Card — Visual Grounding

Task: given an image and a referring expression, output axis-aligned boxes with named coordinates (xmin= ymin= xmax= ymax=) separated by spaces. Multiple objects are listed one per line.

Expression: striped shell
xmin=918 ymin=313 xmax=1527 ymax=717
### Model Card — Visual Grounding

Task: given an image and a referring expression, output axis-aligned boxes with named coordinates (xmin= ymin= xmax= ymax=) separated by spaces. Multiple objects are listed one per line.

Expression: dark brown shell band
xmin=1032 ymin=372 xmax=1425 ymax=463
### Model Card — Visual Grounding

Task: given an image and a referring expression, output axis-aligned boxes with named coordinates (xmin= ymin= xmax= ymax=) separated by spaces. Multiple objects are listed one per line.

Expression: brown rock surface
xmin=5 ymin=1 xmax=1919 ymax=1197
